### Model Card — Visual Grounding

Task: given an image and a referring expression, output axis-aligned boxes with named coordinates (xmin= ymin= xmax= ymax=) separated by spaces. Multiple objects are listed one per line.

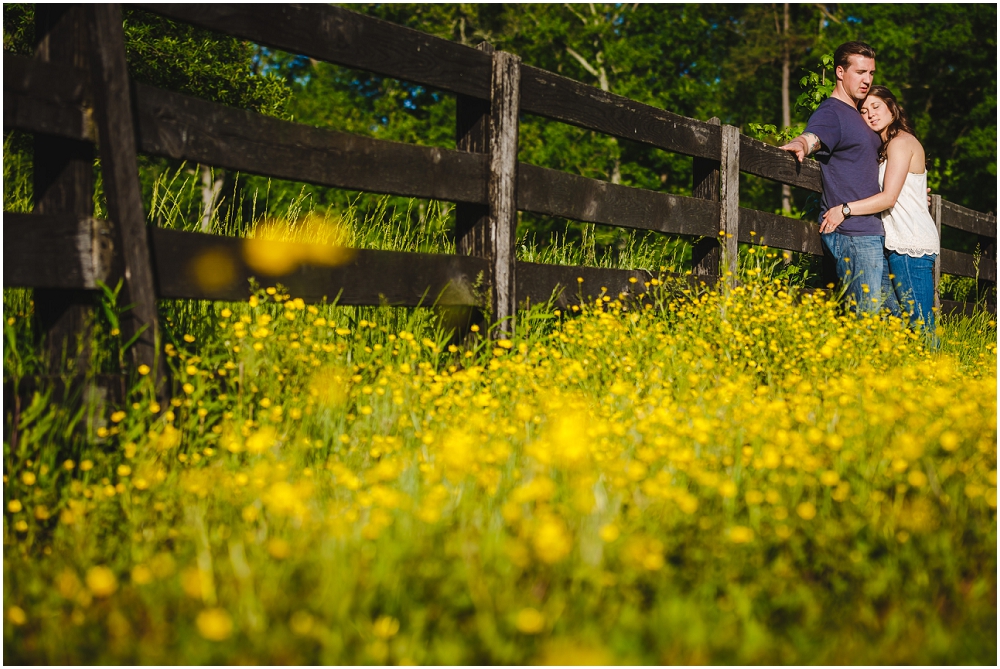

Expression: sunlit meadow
xmin=3 ymin=160 xmax=997 ymax=664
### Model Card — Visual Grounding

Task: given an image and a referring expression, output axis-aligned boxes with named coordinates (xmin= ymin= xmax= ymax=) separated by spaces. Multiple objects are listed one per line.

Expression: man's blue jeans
xmin=888 ymin=251 xmax=937 ymax=333
xmin=821 ymin=232 xmax=900 ymax=316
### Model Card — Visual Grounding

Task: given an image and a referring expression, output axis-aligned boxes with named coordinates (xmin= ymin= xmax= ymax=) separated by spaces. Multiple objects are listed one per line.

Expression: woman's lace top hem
xmin=885 ymin=245 xmax=938 ymax=258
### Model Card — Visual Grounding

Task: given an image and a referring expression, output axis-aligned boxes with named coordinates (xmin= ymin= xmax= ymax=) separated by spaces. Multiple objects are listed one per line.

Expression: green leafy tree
xmin=815 ymin=4 xmax=996 ymax=213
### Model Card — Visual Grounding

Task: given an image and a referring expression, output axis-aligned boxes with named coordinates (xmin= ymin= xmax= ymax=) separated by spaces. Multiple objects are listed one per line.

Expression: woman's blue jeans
xmin=888 ymin=251 xmax=937 ymax=333
xmin=821 ymin=233 xmax=900 ymax=317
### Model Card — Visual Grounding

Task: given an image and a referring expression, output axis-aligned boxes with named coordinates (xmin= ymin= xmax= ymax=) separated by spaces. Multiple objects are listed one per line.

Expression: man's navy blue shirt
xmin=805 ymin=97 xmax=884 ymax=236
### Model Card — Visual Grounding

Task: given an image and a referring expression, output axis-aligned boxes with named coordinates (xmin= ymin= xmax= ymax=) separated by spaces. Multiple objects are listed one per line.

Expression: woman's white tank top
xmin=879 ymin=161 xmax=940 ymax=257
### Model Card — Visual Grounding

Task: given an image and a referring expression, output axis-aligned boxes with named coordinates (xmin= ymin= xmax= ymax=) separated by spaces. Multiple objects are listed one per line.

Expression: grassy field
xmin=3 ymin=160 xmax=998 ymax=664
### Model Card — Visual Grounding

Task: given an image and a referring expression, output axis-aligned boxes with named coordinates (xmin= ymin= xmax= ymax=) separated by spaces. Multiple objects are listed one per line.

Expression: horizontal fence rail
xmin=4 ymin=213 xmax=115 ymax=289
xmin=3 ymin=2 xmax=996 ymax=387
xmin=150 ymin=229 xmax=488 ymax=307
xmin=4 ymin=214 xmax=660 ymax=311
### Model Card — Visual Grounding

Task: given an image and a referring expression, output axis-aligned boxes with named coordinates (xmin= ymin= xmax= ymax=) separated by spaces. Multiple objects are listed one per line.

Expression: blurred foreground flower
xmin=372 ymin=615 xmax=400 ymax=639
xmin=729 ymin=525 xmax=755 ymax=544
xmin=309 ymin=366 xmax=350 ymax=408
xmin=85 ymin=566 xmax=118 ymax=598
xmin=243 ymin=215 xmax=355 ymax=276
xmin=8 ymin=606 xmax=27 ymax=626
xmin=534 ymin=639 xmax=614 ymax=665
xmin=196 ymin=608 xmax=234 ymax=641
xmin=515 ymin=607 xmax=546 ymax=634
xmin=188 ymin=247 xmax=238 ymax=292
xmin=186 ymin=214 xmax=356 ymax=293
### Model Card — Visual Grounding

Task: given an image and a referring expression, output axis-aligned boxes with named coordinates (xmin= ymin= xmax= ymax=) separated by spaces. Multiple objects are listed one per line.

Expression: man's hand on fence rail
xmin=779 ymin=133 xmax=821 ymax=163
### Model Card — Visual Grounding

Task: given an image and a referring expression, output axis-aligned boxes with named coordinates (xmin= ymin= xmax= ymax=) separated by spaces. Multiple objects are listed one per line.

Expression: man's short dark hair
xmin=834 ymin=42 xmax=876 ymax=69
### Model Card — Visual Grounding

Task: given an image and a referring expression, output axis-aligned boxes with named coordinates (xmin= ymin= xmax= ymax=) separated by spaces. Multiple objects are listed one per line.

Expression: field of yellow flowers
xmin=3 ymin=269 xmax=997 ymax=664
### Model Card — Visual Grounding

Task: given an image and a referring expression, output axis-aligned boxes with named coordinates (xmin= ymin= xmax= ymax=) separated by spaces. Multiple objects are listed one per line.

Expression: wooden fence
xmin=4 ymin=4 xmax=997 ymax=386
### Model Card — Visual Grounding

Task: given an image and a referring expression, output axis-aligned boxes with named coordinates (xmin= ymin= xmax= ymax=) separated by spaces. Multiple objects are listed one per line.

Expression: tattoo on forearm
xmin=802 ymin=132 xmax=821 ymax=155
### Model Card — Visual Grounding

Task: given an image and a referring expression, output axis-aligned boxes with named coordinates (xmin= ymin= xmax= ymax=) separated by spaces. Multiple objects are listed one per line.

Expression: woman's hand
xmin=820 ymin=207 xmax=845 ymax=234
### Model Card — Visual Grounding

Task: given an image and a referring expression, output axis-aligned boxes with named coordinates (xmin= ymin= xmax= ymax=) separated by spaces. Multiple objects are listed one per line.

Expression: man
xmin=781 ymin=42 xmax=898 ymax=316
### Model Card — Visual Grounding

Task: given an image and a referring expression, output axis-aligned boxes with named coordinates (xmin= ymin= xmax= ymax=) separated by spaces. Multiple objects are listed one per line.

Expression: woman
xmin=819 ymin=85 xmax=940 ymax=334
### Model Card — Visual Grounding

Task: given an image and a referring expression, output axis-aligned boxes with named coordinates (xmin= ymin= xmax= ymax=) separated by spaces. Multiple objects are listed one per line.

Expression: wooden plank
xmin=938 ymin=197 xmax=997 ymax=304
xmin=737 ymin=209 xmax=824 ymax=256
xmin=87 ymin=4 xmax=161 ymax=379
xmin=3 ymin=213 xmax=114 ymax=289
xmin=488 ymin=50 xmax=520 ymax=335
xmin=132 ymin=83 xmax=488 ymax=205
xmin=520 ymin=65 xmax=720 ymax=160
xmin=978 ymin=239 xmax=997 ymax=308
xmin=4 ymin=52 xmax=89 ymax=103
xmin=3 ymin=53 xmax=93 ymax=141
xmin=516 ymin=261 xmax=652 ymax=309
xmin=517 ymin=163 xmax=718 ymax=237
xmin=29 ymin=6 xmax=99 ymax=370
xmin=942 ymin=197 xmax=1000 ymax=305
xmin=691 ymin=117 xmax=721 ymax=277
xmin=139 ymin=4 xmax=722 ymax=159
xmin=32 ymin=133 xmax=93 ymax=220
xmin=4 ymin=89 xmax=93 ymax=142
xmin=455 ymin=42 xmax=494 ymax=258
xmin=939 ymin=199 xmax=997 ymax=238
xmin=931 ymin=195 xmax=943 ymax=311
xmin=150 ymin=228 xmax=487 ymax=307
xmin=137 ymin=4 xmax=729 ymax=160
xmin=940 ymin=248 xmax=995 ymax=282
xmin=940 ymin=300 xmax=995 ymax=317
xmin=2 ymin=72 xmax=728 ymax=238
xmin=135 ymin=4 xmax=492 ymax=99
xmin=739 ymin=135 xmax=822 ymax=192
xmin=720 ymin=125 xmax=741 ymax=280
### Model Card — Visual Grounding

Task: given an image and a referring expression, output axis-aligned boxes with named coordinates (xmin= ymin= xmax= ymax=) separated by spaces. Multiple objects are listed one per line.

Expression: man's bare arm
xmin=779 ymin=132 xmax=821 ymax=163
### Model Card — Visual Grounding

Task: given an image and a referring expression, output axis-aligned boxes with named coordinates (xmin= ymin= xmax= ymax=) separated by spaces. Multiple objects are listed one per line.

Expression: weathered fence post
xmin=719 ymin=124 xmax=741 ymax=283
xmin=931 ymin=194 xmax=942 ymax=312
xmin=691 ymin=118 xmax=721 ymax=278
xmin=32 ymin=4 xmax=96 ymax=370
xmin=455 ymin=42 xmax=494 ymax=259
xmin=487 ymin=50 xmax=520 ymax=336
xmin=87 ymin=4 xmax=163 ymax=389
xmin=977 ymin=219 xmax=997 ymax=311
xmin=450 ymin=42 xmax=494 ymax=337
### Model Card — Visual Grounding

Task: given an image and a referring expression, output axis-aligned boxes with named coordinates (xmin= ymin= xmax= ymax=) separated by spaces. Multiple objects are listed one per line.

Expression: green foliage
xmin=2 ymin=133 xmax=32 ymax=213
xmin=745 ymin=122 xmax=805 ymax=146
xmin=122 ymin=8 xmax=291 ymax=119
xmin=818 ymin=4 xmax=997 ymax=213
xmin=1 ymin=3 xmax=32 ymax=54
xmin=795 ymin=54 xmax=836 ymax=114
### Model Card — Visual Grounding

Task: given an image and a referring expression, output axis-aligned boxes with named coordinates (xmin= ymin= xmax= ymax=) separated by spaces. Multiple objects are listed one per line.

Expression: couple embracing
xmin=781 ymin=41 xmax=939 ymax=335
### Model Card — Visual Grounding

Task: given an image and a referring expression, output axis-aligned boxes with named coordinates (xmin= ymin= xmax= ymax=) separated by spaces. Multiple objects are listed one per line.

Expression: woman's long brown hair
xmin=859 ymin=85 xmax=916 ymax=163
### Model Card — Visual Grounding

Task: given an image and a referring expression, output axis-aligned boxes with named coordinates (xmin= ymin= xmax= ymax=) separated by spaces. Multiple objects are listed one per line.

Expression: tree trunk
xmin=780 ymin=3 xmax=792 ymax=215
xmin=780 ymin=3 xmax=794 ymax=264
xmin=200 ymin=164 xmax=224 ymax=232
